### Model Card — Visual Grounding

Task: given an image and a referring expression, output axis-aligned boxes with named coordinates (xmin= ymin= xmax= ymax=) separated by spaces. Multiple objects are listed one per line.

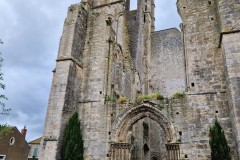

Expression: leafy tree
xmin=0 ymin=39 xmax=10 ymax=115
xmin=209 ymin=119 xmax=231 ymax=160
xmin=0 ymin=124 xmax=12 ymax=137
xmin=62 ymin=112 xmax=84 ymax=160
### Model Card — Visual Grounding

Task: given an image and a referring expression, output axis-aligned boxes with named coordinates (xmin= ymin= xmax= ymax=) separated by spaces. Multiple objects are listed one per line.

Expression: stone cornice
xmin=56 ymin=55 xmax=82 ymax=68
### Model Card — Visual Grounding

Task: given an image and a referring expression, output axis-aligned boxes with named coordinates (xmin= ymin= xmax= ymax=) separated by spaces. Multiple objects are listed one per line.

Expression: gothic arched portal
xmin=109 ymin=103 xmax=179 ymax=160
xmin=111 ymin=103 xmax=176 ymax=143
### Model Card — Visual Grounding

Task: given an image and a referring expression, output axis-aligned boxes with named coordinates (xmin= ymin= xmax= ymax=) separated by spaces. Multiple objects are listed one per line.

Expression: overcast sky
xmin=0 ymin=0 xmax=181 ymax=142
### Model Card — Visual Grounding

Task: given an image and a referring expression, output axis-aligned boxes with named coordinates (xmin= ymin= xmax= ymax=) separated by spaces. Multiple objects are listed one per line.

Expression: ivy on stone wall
xmin=62 ymin=112 xmax=84 ymax=160
xmin=209 ymin=119 xmax=231 ymax=160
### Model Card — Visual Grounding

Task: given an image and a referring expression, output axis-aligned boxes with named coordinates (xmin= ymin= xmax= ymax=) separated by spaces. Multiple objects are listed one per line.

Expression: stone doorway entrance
xmin=109 ymin=103 xmax=180 ymax=160
xmin=129 ymin=117 xmax=168 ymax=160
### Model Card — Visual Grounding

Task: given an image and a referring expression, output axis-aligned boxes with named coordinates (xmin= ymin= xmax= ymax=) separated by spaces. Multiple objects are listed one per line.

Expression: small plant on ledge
xmin=149 ymin=93 xmax=164 ymax=100
xmin=117 ymin=96 xmax=128 ymax=104
xmin=136 ymin=93 xmax=164 ymax=103
xmin=105 ymin=96 xmax=117 ymax=102
xmin=173 ymin=92 xmax=186 ymax=99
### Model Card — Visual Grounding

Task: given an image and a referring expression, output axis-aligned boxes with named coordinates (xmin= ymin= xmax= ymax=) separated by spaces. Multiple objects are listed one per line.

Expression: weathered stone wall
xmin=126 ymin=0 xmax=154 ymax=95
xmin=91 ymin=0 xmax=124 ymax=8
xmin=78 ymin=1 xmax=137 ymax=159
xmin=41 ymin=0 xmax=240 ymax=159
xmin=178 ymin=0 xmax=225 ymax=93
xmin=222 ymin=32 xmax=240 ymax=157
xmin=218 ymin=1 xmax=240 ymax=157
xmin=126 ymin=10 xmax=138 ymax=65
xmin=150 ymin=28 xmax=185 ymax=97
xmin=40 ymin=3 xmax=87 ymax=160
xmin=217 ymin=0 xmax=240 ymax=32
xmin=58 ymin=4 xmax=88 ymax=61
xmin=180 ymin=94 xmax=237 ymax=159
xmin=79 ymin=5 xmax=121 ymax=159
xmin=177 ymin=0 xmax=237 ymax=159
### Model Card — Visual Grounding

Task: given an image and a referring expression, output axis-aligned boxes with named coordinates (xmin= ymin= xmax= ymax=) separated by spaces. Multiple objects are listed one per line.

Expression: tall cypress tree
xmin=209 ymin=119 xmax=231 ymax=160
xmin=62 ymin=112 xmax=84 ymax=160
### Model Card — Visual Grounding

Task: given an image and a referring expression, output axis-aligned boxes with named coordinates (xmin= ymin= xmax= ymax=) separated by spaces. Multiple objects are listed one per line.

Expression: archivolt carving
xmin=110 ymin=103 xmax=176 ymax=143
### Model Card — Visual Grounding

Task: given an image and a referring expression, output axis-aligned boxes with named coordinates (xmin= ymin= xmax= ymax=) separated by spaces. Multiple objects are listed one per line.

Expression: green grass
xmin=117 ymin=96 xmax=128 ymax=104
xmin=136 ymin=93 xmax=164 ymax=103
xmin=105 ymin=96 xmax=117 ymax=102
xmin=173 ymin=92 xmax=186 ymax=99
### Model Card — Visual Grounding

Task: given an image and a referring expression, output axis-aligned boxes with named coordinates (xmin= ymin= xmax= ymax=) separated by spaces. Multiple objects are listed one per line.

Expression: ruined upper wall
xmin=176 ymin=1 xmax=238 ymax=158
xmin=218 ymin=0 xmax=240 ymax=32
xmin=126 ymin=10 xmax=138 ymax=65
xmin=150 ymin=28 xmax=185 ymax=97
xmin=89 ymin=0 xmax=124 ymax=8
xmin=58 ymin=4 xmax=88 ymax=62
xmin=177 ymin=0 xmax=226 ymax=93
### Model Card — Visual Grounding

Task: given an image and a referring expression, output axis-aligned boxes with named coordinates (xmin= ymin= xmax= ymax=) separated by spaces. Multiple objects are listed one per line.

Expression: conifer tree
xmin=209 ymin=119 xmax=231 ymax=160
xmin=62 ymin=112 xmax=84 ymax=160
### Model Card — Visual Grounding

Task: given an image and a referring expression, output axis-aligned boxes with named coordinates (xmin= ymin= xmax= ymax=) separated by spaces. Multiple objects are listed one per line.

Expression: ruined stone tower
xmin=39 ymin=0 xmax=240 ymax=159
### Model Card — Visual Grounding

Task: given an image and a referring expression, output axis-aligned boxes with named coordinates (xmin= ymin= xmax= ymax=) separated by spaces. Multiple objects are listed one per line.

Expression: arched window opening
xmin=143 ymin=143 xmax=150 ymax=154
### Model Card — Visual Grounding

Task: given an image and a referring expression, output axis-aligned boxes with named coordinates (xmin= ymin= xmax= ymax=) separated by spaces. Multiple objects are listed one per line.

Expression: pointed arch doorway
xmin=108 ymin=103 xmax=181 ymax=160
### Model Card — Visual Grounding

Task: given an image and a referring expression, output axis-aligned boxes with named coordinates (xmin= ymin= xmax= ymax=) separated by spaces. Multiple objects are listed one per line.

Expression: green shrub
xmin=173 ymin=92 xmax=186 ymax=99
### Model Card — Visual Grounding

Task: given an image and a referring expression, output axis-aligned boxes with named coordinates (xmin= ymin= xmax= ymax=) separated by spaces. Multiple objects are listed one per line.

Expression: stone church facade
xmin=39 ymin=0 xmax=240 ymax=159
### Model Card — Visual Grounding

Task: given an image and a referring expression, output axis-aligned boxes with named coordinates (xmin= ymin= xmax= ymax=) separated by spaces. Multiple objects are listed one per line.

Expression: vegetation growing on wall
xmin=105 ymin=96 xmax=117 ymax=102
xmin=136 ymin=93 xmax=164 ymax=103
xmin=105 ymin=95 xmax=131 ymax=104
xmin=172 ymin=92 xmax=186 ymax=99
xmin=209 ymin=119 xmax=231 ymax=160
xmin=117 ymin=96 xmax=128 ymax=104
xmin=62 ymin=112 xmax=84 ymax=160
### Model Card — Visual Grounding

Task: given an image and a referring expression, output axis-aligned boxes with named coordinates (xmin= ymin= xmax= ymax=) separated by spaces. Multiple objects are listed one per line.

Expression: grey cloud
xmin=0 ymin=0 xmax=80 ymax=141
